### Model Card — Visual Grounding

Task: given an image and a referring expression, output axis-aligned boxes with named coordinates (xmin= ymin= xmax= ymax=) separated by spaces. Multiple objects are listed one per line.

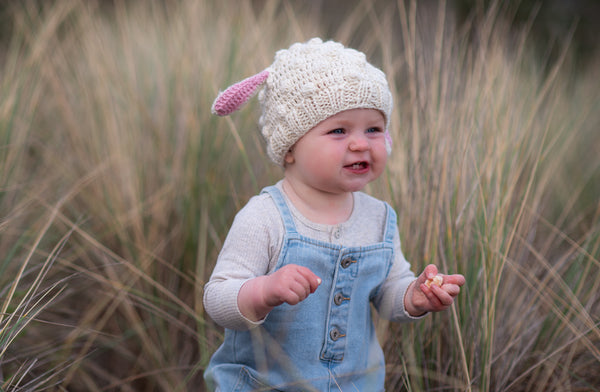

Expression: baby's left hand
xmin=404 ymin=264 xmax=465 ymax=317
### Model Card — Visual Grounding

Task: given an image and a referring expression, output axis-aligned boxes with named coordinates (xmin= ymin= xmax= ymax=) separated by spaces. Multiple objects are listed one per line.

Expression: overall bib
xmin=205 ymin=186 xmax=397 ymax=391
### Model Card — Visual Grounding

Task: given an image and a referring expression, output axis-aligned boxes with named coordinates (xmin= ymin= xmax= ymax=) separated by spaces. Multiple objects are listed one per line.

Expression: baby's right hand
xmin=262 ymin=264 xmax=322 ymax=307
xmin=238 ymin=264 xmax=321 ymax=321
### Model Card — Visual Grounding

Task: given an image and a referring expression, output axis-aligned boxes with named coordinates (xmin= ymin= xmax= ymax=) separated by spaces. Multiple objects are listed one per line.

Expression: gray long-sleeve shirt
xmin=203 ymin=181 xmax=421 ymax=330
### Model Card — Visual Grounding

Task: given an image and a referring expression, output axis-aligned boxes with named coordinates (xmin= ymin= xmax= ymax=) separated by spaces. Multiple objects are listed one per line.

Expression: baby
xmin=204 ymin=38 xmax=465 ymax=391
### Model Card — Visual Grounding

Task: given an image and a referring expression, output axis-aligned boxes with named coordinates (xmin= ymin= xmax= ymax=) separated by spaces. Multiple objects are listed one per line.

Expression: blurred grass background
xmin=0 ymin=0 xmax=598 ymax=391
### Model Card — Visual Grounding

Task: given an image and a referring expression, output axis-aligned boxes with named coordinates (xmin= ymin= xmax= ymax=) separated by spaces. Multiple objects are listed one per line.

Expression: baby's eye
xmin=366 ymin=127 xmax=383 ymax=133
xmin=328 ymin=128 xmax=345 ymax=135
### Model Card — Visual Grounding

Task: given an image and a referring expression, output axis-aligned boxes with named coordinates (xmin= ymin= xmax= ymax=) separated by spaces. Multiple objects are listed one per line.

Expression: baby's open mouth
xmin=346 ymin=162 xmax=368 ymax=170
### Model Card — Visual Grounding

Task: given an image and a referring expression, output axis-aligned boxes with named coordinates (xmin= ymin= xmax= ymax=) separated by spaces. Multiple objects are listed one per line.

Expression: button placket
xmin=321 ymin=252 xmax=358 ymax=361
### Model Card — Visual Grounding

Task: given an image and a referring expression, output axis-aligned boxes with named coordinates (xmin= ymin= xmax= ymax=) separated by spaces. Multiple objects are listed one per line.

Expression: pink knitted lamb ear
xmin=384 ymin=130 xmax=393 ymax=155
xmin=211 ymin=70 xmax=269 ymax=116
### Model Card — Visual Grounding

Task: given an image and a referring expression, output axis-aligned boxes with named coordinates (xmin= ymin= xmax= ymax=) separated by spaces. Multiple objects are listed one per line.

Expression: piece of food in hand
xmin=425 ymin=274 xmax=443 ymax=288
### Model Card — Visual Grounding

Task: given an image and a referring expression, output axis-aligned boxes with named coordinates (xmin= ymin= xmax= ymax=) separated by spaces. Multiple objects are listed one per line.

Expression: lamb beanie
xmin=212 ymin=38 xmax=393 ymax=166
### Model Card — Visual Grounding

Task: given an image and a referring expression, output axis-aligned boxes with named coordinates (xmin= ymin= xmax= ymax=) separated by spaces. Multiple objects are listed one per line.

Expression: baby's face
xmin=283 ymin=108 xmax=388 ymax=194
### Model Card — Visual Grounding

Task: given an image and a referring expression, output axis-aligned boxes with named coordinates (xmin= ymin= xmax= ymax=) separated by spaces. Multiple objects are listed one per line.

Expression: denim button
xmin=341 ymin=258 xmax=355 ymax=268
xmin=330 ymin=328 xmax=344 ymax=341
xmin=334 ymin=292 xmax=349 ymax=305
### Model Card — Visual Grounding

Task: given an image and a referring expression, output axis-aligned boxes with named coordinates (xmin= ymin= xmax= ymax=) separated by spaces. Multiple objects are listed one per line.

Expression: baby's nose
xmin=348 ymin=134 xmax=369 ymax=151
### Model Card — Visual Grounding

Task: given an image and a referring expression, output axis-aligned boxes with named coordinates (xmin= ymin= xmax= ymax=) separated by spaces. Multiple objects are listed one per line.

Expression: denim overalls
xmin=205 ymin=186 xmax=396 ymax=391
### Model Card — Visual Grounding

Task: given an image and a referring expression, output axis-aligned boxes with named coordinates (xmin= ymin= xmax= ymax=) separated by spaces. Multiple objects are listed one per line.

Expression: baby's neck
xmin=281 ymin=179 xmax=354 ymax=225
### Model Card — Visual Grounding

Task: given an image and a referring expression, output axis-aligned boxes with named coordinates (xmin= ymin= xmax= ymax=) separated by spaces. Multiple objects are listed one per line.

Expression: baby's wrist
xmin=404 ymin=280 xmax=427 ymax=317
xmin=238 ymin=276 xmax=274 ymax=322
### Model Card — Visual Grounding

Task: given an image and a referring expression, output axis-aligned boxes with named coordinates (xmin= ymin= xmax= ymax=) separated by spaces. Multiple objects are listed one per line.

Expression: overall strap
xmin=382 ymin=202 xmax=398 ymax=245
xmin=260 ymin=186 xmax=298 ymax=235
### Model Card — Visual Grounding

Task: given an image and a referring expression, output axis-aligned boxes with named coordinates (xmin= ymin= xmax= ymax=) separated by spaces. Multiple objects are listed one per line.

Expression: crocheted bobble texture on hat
xmin=258 ymin=38 xmax=393 ymax=166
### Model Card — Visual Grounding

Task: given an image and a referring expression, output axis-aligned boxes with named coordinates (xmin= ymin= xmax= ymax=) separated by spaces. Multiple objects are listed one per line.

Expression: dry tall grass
xmin=0 ymin=0 xmax=598 ymax=391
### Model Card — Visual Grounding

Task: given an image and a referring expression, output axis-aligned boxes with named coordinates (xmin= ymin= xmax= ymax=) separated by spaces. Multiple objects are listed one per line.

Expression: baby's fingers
xmin=270 ymin=264 xmax=321 ymax=305
xmin=444 ymin=273 xmax=466 ymax=287
xmin=441 ymin=282 xmax=462 ymax=297
xmin=282 ymin=279 xmax=317 ymax=305
xmin=279 ymin=281 xmax=308 ymax=305
xmin=430 ymin=284 xmax=457 ymax=306
xmin=292 ymin=265 xmax=322 ymax=293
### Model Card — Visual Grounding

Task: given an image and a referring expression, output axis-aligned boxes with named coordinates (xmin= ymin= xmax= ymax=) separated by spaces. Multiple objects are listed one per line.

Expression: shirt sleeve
xmin=202 ymin=194 xmax=283 ymax=330
xmin=372 ymin=228 xmax=426 ymax=322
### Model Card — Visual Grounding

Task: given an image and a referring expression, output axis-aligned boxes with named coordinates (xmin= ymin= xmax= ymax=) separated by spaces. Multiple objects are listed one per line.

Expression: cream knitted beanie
xmin=212 ymin=38 xmax=393 ymax=166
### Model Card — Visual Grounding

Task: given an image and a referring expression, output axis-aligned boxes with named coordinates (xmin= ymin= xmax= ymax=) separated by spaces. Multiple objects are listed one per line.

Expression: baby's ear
xmin=283 ymin=149 xmax=295 ymax=165
xmin=211 ymin=70 xmax=269 ymax=116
